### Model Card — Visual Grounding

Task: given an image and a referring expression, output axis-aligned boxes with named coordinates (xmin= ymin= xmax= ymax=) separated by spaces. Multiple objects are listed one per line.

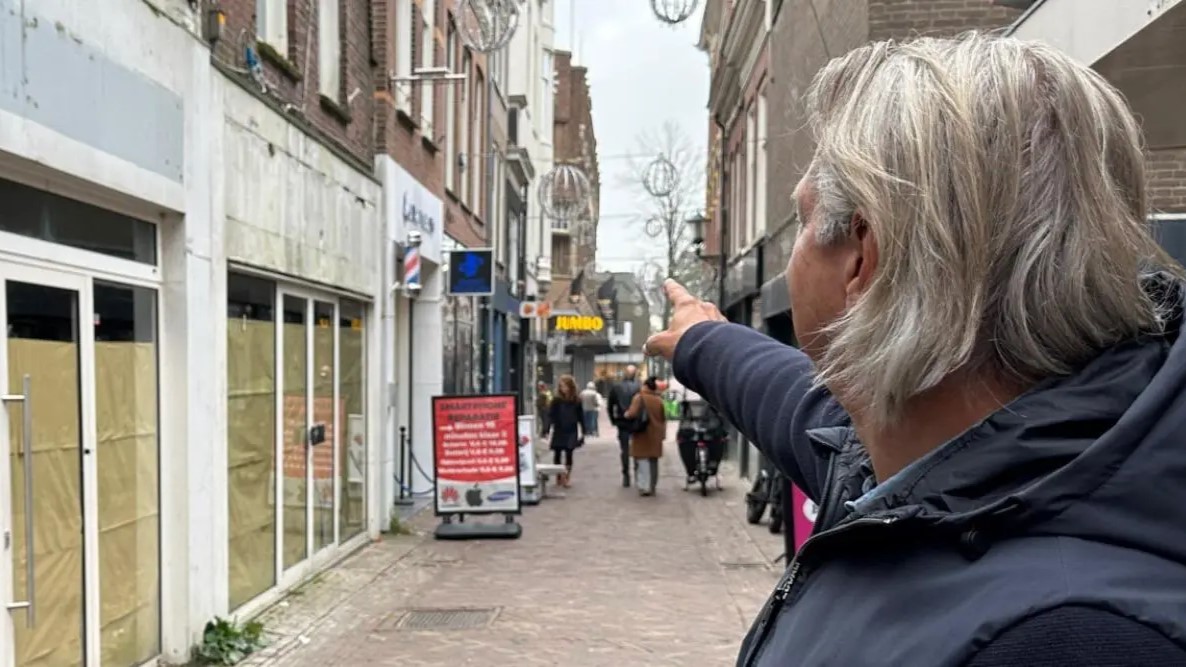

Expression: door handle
xmin=3 ymin=374 xmax=35 ymax=627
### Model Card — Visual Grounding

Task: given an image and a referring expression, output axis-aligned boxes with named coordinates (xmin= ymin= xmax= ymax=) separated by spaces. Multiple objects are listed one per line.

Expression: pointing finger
xmin=663 ymin=279 xmax=695 ymax=307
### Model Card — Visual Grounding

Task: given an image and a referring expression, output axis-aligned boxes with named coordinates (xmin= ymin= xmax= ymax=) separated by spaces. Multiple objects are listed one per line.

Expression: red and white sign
xmin=432 ymin=394 xmax=522 ymax=515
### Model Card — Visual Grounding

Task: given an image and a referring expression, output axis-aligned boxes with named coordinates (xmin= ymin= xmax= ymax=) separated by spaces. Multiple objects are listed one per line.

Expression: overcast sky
xmin=553 ymin=0 xmax=708 ymax=274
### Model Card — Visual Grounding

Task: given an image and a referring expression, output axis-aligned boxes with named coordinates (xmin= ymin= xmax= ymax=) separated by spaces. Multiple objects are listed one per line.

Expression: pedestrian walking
xmin=644 ymin=33 xmax=1186 ymax=666
xmin=535 ymin=382 xmax=552 ymax=437
xmin=543 ymin=375 xmax=583 ymax=487
xmin=607 ymin=365 xmax=641 ymax=487
xmin=579 ymin=381 xmax=601 ymax=436
xmin=623 ymin=376 xmax=666 ymax=496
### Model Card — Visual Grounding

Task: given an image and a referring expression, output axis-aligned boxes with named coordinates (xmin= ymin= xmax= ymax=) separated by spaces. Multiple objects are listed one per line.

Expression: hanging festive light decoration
xmin=458 ymin=0 xmax=522 ymax=53
xmin=651 ymin=0 xmax=699 ymax=25
xmin=644 ymin=215 xmax=666 ymax=238
xmin=537 ymin=163 xmax=593 ymax=221
xmin=643 ymin=154 xmax=679 ymax=197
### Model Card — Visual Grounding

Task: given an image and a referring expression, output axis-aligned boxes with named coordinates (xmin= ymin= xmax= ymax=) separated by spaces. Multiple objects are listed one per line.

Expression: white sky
xmin=553 ymin=0 xmax=709 ymax=274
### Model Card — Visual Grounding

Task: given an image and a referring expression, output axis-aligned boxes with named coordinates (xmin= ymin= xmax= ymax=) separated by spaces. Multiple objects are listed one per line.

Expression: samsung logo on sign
xmin=402 ymin=193 xmax=436 ymax=234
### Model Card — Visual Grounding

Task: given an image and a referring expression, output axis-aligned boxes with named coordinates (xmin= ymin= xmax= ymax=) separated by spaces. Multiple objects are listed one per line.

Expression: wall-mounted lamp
xmin=206 ymin=5 xmax=227 ymax=45
xmin=685 ymin=211 xmax=709 ymax=257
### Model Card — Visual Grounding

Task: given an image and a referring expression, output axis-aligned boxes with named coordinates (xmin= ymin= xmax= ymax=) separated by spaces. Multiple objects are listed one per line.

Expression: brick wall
xmin=868 ymin=0 xmax=1022 ymax=41
xmin=1149 ymin=148 xmax=1186 ymax=214
xmin=371 ymin=0 xmax=488 ymax=248
xmin=215 ymin=0 xmax=376 ymax=167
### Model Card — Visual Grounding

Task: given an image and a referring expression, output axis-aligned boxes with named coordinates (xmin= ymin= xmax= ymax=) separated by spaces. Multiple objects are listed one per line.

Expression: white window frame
xmin=420 ymin=0 xmax=436 ymax=134
xmin=756 ymin=90 xmax=768 ymax=239
xmin=394 ymin=0 xmax=414 ymax=112
xmin=461 ymin=49 xmax=473 ymax=205
xmin=318 ymin=0 xmax=342 ymax=100
xmin=746 ymin=105 xmax=758 ymax=245
xmin=257 ymin=0 xmax=288 ymax=53
xmin=445 ymin=20 xmax=457 ymax=194
xmin=471 ymin=73 xmax=484 ymax=219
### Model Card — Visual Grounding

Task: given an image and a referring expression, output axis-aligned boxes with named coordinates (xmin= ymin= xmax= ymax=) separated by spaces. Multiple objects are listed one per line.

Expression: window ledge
xmin=319 ymin=94 xmax=353 ymax=124
xmin=396 ymin=107 xmax=419 ymax=130
xmin=256 ymin=42 xmax=302 ymax=82
xmin=421 ymin=134 xmax=440 ymax=153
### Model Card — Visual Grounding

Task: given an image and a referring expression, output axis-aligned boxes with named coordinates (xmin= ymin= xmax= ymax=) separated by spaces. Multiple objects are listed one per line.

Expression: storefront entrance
xmin=1 ymin=265 xmax=161 ymax=667
xmin=226 ymin=273 xmax=368 ymax=612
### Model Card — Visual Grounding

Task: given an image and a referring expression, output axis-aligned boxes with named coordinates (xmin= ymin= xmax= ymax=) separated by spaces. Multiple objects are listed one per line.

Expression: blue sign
xmin=448 ymin=248 xmax=495 ymax=296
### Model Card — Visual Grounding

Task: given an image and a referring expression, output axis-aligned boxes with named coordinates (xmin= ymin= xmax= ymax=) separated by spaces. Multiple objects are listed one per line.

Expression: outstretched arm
xmin=672 ymin=321 xmax=846 ymax=500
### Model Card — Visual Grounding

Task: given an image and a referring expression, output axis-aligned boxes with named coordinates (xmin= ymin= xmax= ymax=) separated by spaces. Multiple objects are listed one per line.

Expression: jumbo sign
xmin=553 ymin=315 xmax=605 ymax=332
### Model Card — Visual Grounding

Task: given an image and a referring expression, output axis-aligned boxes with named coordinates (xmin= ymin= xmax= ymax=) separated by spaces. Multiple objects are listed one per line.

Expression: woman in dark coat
xmin=544 ymin=374 xmax=584 ymax=487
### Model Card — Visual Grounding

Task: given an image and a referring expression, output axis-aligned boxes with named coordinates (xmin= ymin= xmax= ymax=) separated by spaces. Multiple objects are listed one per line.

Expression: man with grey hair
xmin=646 ymin=33 xmax=1186 ymax=666
xmin=607 ymin=364 xmax=641 ymax=487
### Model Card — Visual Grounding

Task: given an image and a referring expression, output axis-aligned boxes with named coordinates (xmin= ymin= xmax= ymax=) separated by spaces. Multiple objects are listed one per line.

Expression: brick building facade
xmin=548 ymin=50 xmax=601 ymax=301
xmin=765 ymin=0 xmax=1025 ymax=237
xmin=214 ymin=0 xmax=376 ymax=167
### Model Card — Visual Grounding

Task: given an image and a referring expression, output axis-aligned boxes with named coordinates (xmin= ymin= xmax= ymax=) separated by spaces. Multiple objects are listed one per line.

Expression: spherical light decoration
xmin=459 ymin=0 xmax=522 ymax=53
xmin=651 ymin=0 xmax=699 ymax=25
xmin=538 ymin=163 xmax=593 ymax=221
xmin=643 ymin=155 xmax=679 ymax=198
xmin=644 ymin=216 xmax=665 ymax=238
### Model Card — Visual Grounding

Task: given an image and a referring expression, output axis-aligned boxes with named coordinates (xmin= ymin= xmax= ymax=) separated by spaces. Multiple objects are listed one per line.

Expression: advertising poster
xmin=517 ymin=415 xmax=538 ymax=490
xmin=432 ymin=394 xmax=522 ymax=515
xmin=791 ymin=484 xmax=818 ymax=554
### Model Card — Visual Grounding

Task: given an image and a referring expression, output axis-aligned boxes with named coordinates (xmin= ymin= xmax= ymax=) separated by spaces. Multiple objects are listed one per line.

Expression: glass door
xmin=1 ymin=266 xmax=90 ymax=667
xmin=277 ymin=290 xmax=338 ymax=577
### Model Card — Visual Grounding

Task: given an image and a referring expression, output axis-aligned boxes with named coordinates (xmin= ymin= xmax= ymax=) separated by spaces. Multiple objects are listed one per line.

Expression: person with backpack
xmin=607 ymin=365 xmax=641 ymax=487
xmin=624 ymin=376 xmax=666 ymax=496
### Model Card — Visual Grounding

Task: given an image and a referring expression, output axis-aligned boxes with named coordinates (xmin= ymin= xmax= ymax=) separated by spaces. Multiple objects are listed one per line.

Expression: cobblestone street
xmin=242 ymin=418 xmax=784 ymax=666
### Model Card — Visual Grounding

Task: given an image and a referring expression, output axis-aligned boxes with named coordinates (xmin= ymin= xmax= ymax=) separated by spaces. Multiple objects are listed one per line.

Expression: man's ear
xmin=844 ymin=214 xmax=878 ymax=306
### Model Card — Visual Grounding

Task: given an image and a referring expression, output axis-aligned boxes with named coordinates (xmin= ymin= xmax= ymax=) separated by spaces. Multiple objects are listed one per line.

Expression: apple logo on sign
xmin=465 ymin=484 xmax=484 ymax=507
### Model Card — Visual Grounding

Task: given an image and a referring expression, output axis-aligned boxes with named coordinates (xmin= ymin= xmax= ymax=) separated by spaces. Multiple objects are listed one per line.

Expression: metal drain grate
xmin=393 ymin=608 xmax=500 ymax=631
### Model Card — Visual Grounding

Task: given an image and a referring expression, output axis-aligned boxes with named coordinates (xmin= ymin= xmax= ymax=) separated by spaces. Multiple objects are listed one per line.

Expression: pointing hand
xmin=643 ymin=280 xmax=726 ymax=361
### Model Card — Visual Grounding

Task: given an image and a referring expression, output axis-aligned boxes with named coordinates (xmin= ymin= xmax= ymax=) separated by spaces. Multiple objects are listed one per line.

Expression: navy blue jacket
xmin=674 ymin=278 xmax=1186 ymax=666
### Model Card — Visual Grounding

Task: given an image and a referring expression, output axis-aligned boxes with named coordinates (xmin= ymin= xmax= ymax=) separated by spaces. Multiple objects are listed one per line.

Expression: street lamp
xmin=685 ymin=211 xmax=708 ymax=257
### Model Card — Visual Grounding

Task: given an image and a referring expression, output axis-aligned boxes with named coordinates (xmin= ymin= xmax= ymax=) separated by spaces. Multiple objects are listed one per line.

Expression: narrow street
xmin=242 ymin=417 xmax=784 ymax=666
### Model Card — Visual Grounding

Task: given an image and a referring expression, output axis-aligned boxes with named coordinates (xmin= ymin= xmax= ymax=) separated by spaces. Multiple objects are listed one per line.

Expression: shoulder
xmin=966 ymin=606 xmax=1186 ymax=667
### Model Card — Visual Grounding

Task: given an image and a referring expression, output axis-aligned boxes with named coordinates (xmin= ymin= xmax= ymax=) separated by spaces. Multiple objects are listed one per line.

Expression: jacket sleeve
xmin=607 ymin=386 xmax=620 ymax=420
xmin=671 ymin=321 xmax=848 ymax=501
xmin=964 ymin=606 xmax=1186 ymax=666
xmin=624 ymin=393 xmax=641 ymax=420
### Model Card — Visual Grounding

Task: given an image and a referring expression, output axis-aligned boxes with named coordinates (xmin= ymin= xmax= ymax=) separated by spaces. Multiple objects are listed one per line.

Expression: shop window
xmin=338 ymin=300 xmax=366 ymax=541
xmin=94 ymin=282 xmax=161 ymax=665
xmin=0 ymin=177 xmax=157 ymax=264
xmin=226 ymin=273 xmax=278 ymax=609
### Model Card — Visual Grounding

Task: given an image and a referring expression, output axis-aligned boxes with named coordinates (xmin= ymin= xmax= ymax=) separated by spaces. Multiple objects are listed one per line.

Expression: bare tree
xmin=621 ymin=121 xmax=715 ymax=333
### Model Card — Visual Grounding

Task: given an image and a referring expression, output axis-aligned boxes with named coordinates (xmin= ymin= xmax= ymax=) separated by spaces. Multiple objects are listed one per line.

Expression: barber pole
xmin=403 ymin=245 xmax=422 ymax=295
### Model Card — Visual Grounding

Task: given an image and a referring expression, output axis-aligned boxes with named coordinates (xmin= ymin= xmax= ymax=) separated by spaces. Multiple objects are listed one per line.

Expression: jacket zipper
xmin=740 ymin=516 xmax=898 ymax=667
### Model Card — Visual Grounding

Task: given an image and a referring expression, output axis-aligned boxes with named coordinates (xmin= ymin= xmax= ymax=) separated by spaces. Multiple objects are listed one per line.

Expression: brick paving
xmin=242 ymin=416 xmax=785 ymax=666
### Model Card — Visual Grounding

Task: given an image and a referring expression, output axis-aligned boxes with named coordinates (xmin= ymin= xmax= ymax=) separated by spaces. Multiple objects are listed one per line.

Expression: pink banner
xmin=791 ymin=484 xmax=818 ymax=554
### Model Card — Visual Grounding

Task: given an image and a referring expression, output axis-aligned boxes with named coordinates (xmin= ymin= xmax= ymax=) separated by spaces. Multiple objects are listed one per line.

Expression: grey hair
xmin=803 ymin=32 xmax=1183 ymax=427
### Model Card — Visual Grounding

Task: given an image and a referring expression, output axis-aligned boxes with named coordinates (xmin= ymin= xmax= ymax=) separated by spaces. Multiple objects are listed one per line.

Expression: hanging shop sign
xmin=519 ymin=301 xmax=553 ymax=319
xmin=447 ymin=248 xmax=495 ymax=296
xmin=792 ymin=484 xmax=818 ymax=554
xmin=380 ymin=157 xmax=444 ymax=264
xmin=553 ymin=314 xmax=604 ymax=332
xmin=432 ymin=394 xmax=522 ymax=516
